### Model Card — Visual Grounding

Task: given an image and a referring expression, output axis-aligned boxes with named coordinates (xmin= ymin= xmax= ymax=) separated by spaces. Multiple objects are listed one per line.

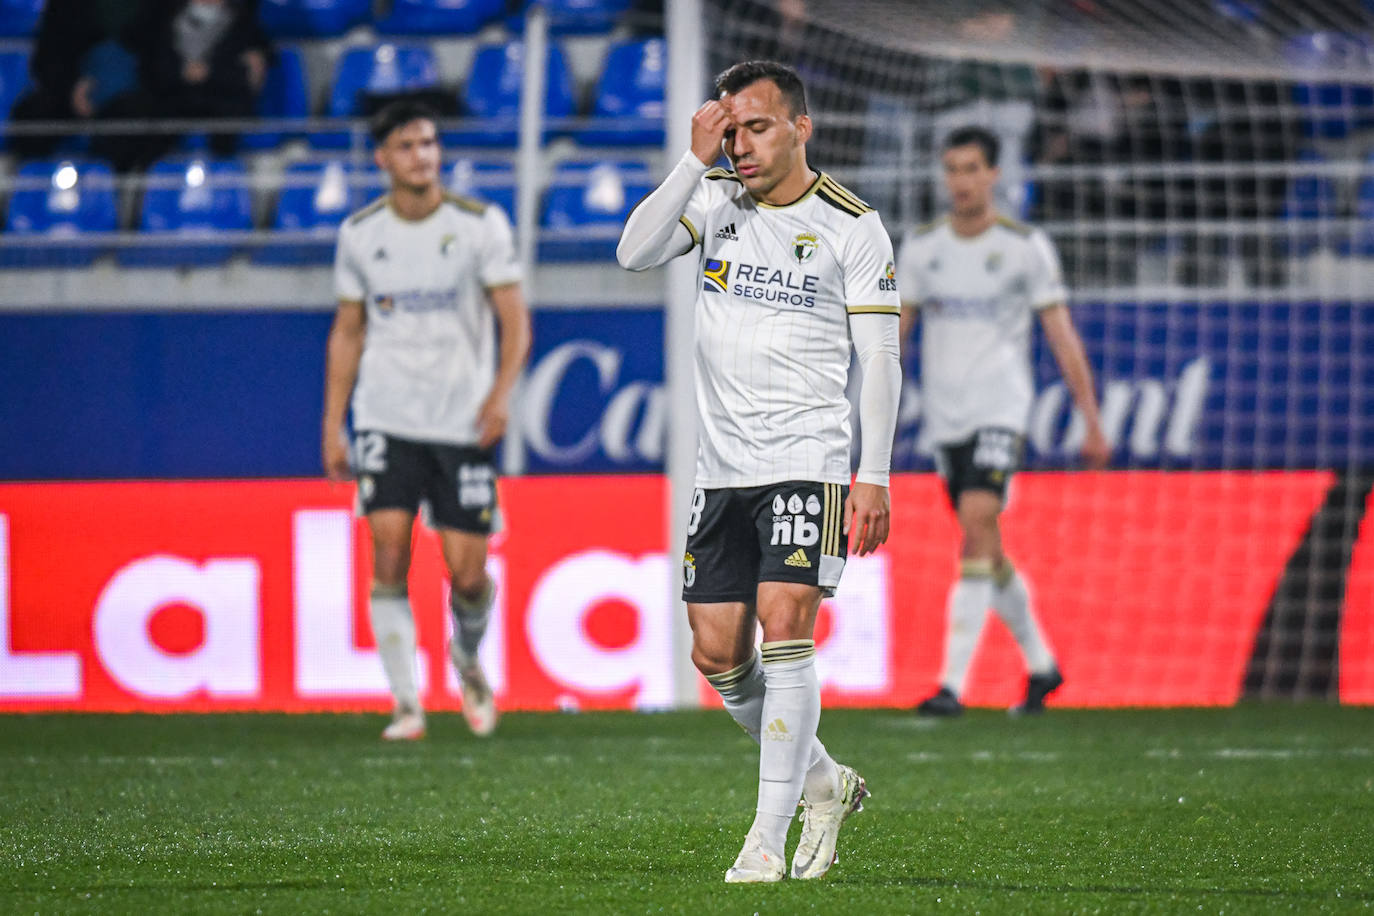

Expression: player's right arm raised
xmin=616 ymin=101 xmax=730 ymax=271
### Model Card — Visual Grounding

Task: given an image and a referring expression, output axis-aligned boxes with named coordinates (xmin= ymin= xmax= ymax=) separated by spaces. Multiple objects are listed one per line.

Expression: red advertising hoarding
xmin=0 ymin=472 xmax=1365 ymax=712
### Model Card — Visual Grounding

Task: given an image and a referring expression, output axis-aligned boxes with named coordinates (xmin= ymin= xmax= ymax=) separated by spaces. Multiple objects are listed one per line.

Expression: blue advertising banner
xmin=1 ymin=301 xmax=1369 ymax=480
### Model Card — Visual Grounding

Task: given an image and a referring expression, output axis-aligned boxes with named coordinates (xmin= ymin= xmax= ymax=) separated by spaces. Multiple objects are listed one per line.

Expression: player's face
xmin=375 ymin=119 xmax=441 ymax=193
xmin=720 ymin=79 xmax=812 ymax=197
xmin=942 ymin=143 xmax=999 ymax=217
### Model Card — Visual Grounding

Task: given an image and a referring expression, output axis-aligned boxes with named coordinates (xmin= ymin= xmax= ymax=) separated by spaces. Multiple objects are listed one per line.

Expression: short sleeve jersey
xmin=677 ymin=169 xmax=901 ymax=488
xmin=333 ymin=193 xmax=522 ymax=446
xmin=895 ymin=216 xmax=1066 ymax=446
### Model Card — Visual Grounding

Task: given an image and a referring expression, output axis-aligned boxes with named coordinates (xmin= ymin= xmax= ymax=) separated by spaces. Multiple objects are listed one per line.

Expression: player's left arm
xmin=1038 ymin=304 xmax=1109 ymax=468
xmin=1027 ymin=228 xmax=1110 ymax=469
xmin=843 ymin=212 xmax=904 ymax=556
xmin=477 ymin=207 xmax=533 ymax=449
xmin=479 ymin=283 xmax=532 ymax=449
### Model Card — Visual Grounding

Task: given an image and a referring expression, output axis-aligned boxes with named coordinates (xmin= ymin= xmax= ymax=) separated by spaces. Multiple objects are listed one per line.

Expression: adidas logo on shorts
xmin=784 ymin=548 xmax=812 ymax=569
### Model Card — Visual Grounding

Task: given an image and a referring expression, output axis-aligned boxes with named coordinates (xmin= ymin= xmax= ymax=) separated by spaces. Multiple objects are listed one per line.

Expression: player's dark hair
xmin=714 ymin=60 xmax=808 ymax=118
xmin=944 ymin=126 xmax=1000 ymax=167
xmin=370 ymin=100 xmax=440 ymax=144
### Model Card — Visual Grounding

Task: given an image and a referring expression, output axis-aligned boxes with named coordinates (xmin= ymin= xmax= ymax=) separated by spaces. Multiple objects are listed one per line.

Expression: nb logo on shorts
xmin=784 ymin=548 xmax=812 ymax=569
xmin=770 ymin=492 xmax=820 ymax=547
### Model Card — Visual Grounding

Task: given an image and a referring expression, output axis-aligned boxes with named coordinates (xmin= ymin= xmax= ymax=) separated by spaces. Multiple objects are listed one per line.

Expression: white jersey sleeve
xmin=1028 ymin=228 xmax=1067 ymax=309
xmin=894 ymin=229 xmax=928 ymax=307
xmin=333 ymin=221 xmax=365 ymax=303
xmin=478 ymin=204 xmax=523 ymax=289
xmin=842 ymin=211 xmax=901 ymax=315
xmin=616 ymin=151 xmax=709 ymax=270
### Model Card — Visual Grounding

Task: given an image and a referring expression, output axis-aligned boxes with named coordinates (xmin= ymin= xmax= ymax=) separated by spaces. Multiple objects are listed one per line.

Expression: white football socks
xmin=939 ymin=561 xmax=994 ymax=697
xmin=704 ymin=651 xmax=841 ymax=803
xmin=992 ymin=564 xmax=1056 ymax=674
xmin=749 ymin=640 xmax=823 ymax=856
xmin=369 ymin=583 xmax=421 ymax=715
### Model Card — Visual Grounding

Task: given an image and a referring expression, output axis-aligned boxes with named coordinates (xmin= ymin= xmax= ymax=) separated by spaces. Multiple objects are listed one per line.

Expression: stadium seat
xmin=447 ymin=157 xmax=515 ymax=223
xmin=1338 ymin=152 xmax=1374 ymax=257
xmin=1280 ymin=150 xmax=1337 ymax=257
xmin=258 ymin=0 xmax=371 ymax=38
xmin=505 ymin=0 xmax=630 ymax=35
xmin=376 ymin=0 xmax=504 ymax=35
xmin=453 ymin=40 xmax=576 ymax=147
xmin=540 ymin=159 xmax=651 ymax=260
xmin=1284 ymin=31 xmax=1374 ymax=140
xmin=577 ymin=38 xmax=666 ymax=146
xmin=252 ymin=159 xmax=368 ymax=265
xmin=0 ymin=0 xmax=43 ymax=37
xmin=1 ymin=158 xmax=116 ymax=267
xmin=119 ymin=156 xmax=253 ymax=268
xmin=314 ymin=43 xmax=442 ymax=148
xmin=240 ymin=46 xmax=310 ymax=151
xmin=0 ymin=49 xmax=31 ymax=150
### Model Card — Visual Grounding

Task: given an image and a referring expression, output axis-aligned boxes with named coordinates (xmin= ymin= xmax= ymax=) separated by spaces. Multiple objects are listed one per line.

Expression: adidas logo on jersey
xmin=784 ymin=548 xmax=812 ymax=569
xmin=764 ymin=718 xmax=794 ymax=741
xmin=713 ymin=222 xmax=738 ymax=241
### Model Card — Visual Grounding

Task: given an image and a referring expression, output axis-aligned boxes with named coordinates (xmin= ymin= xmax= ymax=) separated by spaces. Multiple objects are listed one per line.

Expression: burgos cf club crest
xmin=373 ymin=293 xmax=395 ymax=314
xmin=703 ymin=259 xmax=731 ymax=293
xmin=792 ymin=231 xmax=818 ymax=264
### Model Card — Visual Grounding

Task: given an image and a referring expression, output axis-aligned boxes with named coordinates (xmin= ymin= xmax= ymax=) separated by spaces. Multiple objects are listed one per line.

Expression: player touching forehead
xmin=699 ymin=60 xmax=815 ymax=206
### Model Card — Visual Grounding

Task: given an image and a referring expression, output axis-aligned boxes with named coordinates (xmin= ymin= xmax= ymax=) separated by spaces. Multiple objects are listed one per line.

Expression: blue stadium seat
xmin=540 ymin=159 xmax=650 ymax=260
xmin=1284 ymin=32 xmax=1374 ymax=140
xmin=1338 ymin=152 xmax=1374 ymax=257
xmin=241 ymin=46 xmax=310 ymax=151
xmin=578 ymin=38 xmax=665 ymax=146
xmin=0 ymin=0 xmax=43 ymax=37
xmin=376 ymin=0 xmax=504 ymax=35
xmin=1280 ymin=150 xmax=1337 ymax=257
xmin=447 ymin=158 xmax=515 ymax=223
xmin=0 ymin=49 xmax=31 ymax=150
xmin=259 ymin=0 xmax=371 ymax=38
xmin=452 ymin=41 xmax=576 ymax=147
xmin=313 ymin=43 xmax=442 ymax=148
xmin=252 ymin=159 xmax=368 ymax=265
xmin=119 ymin=156 xmax=253 ymax=268
xmin=2 ymin=158 xmax=116 ymax=267
xmin=506 ymin=0 xmax=630 ymax=34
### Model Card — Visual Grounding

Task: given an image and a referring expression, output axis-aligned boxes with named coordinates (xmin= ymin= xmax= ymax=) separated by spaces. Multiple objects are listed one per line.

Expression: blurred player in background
xmin=322 ymin=101 xmax=531 ymax=741
xmin=897 ymin=125 xmax=1110 ymax=718
xmin=618 ymin=61 xmax=901 ymax=883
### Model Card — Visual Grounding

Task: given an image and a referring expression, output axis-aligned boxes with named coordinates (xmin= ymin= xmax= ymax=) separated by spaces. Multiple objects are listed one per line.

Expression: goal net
xmin=704 ymin=0 xmax=1374 ymax=706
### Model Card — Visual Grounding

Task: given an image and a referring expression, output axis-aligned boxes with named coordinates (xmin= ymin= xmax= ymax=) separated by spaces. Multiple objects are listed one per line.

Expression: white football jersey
xmin=895 ymin=215 xmax=1066 ymax=446
xmin=334 ymin=193 xmax=522 ymax=446
xmin=679 ymin=169 xmax=901 ymax=488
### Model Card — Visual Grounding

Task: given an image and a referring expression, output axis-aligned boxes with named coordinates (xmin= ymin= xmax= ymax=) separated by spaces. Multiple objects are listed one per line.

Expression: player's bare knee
xmin=450 ymin=568 xmax=489 ymax=603
xmin=372 ymin=547 xmax=410 ymax=586
xmin=691 ymin=642 xmax=747 ymax=677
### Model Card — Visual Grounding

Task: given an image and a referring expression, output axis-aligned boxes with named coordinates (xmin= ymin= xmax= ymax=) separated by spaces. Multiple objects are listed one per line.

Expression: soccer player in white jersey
xmin=617 ymin=61 xmax=902 ymax=883
xmin=897 ymin=126 xmax=1110 ymax=718
xmin=322 ymin=101 xmax=531 ymax=741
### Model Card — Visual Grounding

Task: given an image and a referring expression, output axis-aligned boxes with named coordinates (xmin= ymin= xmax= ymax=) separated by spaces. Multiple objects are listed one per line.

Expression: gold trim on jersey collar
xmin=755 ymin=170 xmax=826 ymax=210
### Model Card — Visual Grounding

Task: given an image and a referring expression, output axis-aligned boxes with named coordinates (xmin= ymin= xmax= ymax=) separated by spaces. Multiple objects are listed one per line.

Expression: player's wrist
xmin=854 ymin=471 xmax=890 ymax=488
xmin=681 ymin=148 xmax=714 ymax=172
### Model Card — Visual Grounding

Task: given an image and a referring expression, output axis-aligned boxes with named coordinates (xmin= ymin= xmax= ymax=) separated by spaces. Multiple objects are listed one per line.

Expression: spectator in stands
xmin=117 ymin=0 xmax=274 ymax=169
xmin=7 ymin=0 xmax=146 ymax=163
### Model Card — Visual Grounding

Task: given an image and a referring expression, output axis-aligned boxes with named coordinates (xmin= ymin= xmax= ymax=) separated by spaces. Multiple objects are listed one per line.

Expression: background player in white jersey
xmin=322 ymin=101 xmax=531 ymax=741
xmin=897 ymin=126 xmax=1110 ymax=718
xmin=617 ymin=61 xmax=902 ymax=883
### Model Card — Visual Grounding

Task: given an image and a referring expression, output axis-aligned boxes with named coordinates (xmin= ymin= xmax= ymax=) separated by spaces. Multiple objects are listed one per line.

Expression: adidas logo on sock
xmin=714 ymin=222 xmax=738 ymax=241
xmin=784 ymin=548 xmax=811 ymax=568
xmin=764 ymin=718 xmax=794 ymax=742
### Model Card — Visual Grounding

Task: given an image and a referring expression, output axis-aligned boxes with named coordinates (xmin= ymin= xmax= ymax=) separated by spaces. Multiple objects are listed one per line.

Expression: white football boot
xmin=381 ymin=708 xmax=426 ymax=741
xmin=456 ymin=658 xmax=498 ymax=737
xmin=724 ymin=833 xmax=786 ymax=884
xmin=790 ymin=764 xmax=869 ymax=880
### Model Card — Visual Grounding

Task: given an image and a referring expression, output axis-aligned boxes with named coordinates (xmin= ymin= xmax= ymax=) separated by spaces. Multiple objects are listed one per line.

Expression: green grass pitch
xmin=2 ymin=705 xmax=1371 ymax=914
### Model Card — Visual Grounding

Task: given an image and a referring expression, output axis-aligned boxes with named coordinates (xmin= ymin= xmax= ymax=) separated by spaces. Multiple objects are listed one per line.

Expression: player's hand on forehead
xmin=690 ymin=99 xmax=734 ymax=165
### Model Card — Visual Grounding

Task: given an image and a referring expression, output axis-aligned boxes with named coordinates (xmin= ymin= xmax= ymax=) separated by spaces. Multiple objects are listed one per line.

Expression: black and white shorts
xmin=352 ymin=430 xmax=499 ymax=535
xmin=681 ymin=480 xmax=848 ymax=604
xmin=935 ymin=427 xmax=1025 ymax=509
